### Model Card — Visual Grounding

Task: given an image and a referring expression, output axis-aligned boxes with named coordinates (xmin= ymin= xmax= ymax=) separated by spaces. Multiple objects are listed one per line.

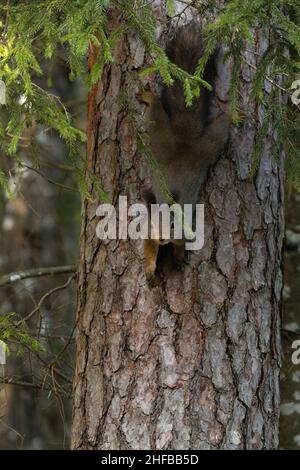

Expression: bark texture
xmin=72 ymin=3 xmax=284 ymax=450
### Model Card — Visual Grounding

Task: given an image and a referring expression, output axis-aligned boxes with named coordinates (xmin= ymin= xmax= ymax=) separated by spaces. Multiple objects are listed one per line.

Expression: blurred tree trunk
xmin=0 ymin=165 xmax=58 ymax=449
xmin=0 ymin=55 xmax=81 ymax=449
xmin=72 ymin=3 xmax=283 ymax=450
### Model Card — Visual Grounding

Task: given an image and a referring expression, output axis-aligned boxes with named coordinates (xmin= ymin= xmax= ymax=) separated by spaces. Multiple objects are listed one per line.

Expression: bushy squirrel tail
xmin=160 ymin=22 xmax=216 ymax=141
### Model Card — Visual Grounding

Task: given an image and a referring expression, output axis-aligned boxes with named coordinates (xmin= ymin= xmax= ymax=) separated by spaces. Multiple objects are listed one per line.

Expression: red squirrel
xmin=139 ymin=22 xmax=231 ymax=281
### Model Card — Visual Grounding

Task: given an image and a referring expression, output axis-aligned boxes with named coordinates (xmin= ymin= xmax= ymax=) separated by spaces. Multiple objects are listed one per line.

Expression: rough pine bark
xmin=72 ymin=2 xmax=283 ymax=450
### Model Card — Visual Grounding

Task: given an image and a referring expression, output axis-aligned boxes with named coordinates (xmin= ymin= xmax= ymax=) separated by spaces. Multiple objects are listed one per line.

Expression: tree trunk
xmin=72 ymin=3 xmax=283 ymax=450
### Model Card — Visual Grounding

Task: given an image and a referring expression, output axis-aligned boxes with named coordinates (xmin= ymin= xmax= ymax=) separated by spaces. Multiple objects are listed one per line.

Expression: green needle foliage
xmin=0 ymin=312 xmax=46 ymax=356
xmin=0 ymin=0 xmax=299 ymax=192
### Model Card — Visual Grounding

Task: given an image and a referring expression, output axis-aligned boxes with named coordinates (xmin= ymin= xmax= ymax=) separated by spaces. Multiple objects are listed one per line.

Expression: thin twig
xmin=7 ymin=338 xmax=73 ymax=388
xmin=242 ymin=55 xmax=287 ymax=93
xmin=22 ymin=164 xmax=78 ymax=192
xmin=41 ymin=160 xmax=74 ymax=172
xmin=1 ymin=377 xmax=53 ymax=391
xmin=48 ymin=322 xmax=77 ymax=369
xmin=17 ymin=275 xmax=75 ymax=326
xmin=0 ymin=265 xmax=76 ymax=287
xmin=282 ymin=328 xmax=300 ymax=338
xmin=2 ymin=0 xmax=10 ymax=37
xmin=32 ymin=82 xmax=69 ymax=117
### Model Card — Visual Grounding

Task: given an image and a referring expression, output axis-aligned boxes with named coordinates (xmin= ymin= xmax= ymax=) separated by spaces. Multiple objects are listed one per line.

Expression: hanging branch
xmin=17 ymin=275 xmax=75 ymax=325
xmin=0 ymin=265 xmax=76 ymax=287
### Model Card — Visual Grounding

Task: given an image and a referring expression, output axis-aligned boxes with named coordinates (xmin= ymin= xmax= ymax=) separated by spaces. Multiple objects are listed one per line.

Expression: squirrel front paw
xmin=144 ymin=239 xmax=159 ymax=285
xmin=146 ymin=262 xmax=156 ymax=283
